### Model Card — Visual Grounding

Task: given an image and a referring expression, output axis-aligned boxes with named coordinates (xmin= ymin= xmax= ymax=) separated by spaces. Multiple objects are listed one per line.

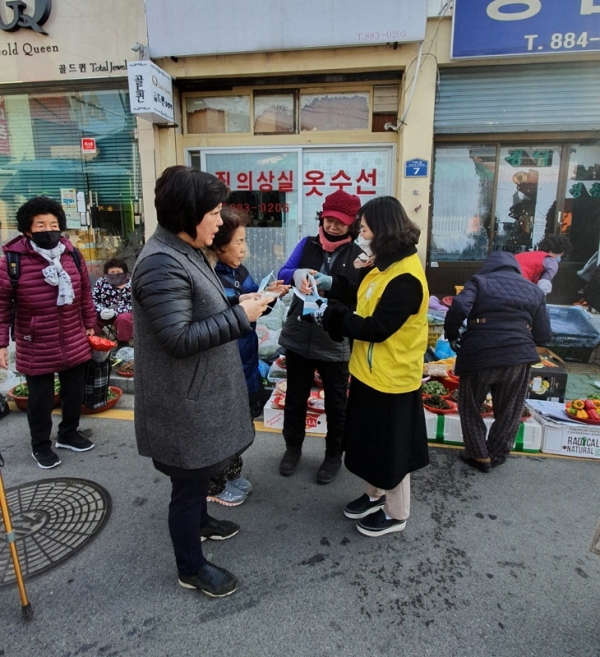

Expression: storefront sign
xmin=0 ymin=0 xmax=52 ymax=35
xmin=60 ymin=187 xmax=80 ymax=229
xmin=404 ymin=159 xmax=429 ymax=177
xmin=127 ymin=60 xmax=174 ymax=124
xmin=81 ymin=138 xmax=96 ymax=154
xmin=0 ymin=0 xmax=146 ymax=83
xmin=452 ymin=0 xmax=600 ymax=59
xmin=145 ymin=0 xmax=426 ymax=57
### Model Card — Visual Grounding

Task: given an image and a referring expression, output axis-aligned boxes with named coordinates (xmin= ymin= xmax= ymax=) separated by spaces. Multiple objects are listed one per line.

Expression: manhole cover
xmin=0 ymin=478 xmax=111 ymax=588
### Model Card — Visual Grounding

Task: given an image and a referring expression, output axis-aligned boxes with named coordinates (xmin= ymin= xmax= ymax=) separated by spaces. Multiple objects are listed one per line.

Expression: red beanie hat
xmin=321 ymin=190 xmax=361 ymax=226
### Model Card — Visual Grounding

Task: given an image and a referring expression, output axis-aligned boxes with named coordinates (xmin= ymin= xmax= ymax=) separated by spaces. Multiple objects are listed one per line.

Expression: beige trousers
xmin=365 ymin=474 xmax=410 ymax=521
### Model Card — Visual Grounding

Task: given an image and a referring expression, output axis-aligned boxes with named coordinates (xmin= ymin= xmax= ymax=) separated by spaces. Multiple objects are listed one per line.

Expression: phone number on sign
xmin=525 ymin=31 xmax=600 ymax=51
xmin=228 ymin=203 xmax=290 ymax=213
xmin=357 ymin=30 xmax=407 ymax=41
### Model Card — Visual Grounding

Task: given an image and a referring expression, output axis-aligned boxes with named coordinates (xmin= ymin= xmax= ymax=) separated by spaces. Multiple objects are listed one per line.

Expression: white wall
xmin=427 ymin=0 xmax=453 ymax=17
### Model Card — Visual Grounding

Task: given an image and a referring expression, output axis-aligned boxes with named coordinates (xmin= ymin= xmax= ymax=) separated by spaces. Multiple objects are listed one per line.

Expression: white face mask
xmin=356 ymin=234 xmax=372 ymax=256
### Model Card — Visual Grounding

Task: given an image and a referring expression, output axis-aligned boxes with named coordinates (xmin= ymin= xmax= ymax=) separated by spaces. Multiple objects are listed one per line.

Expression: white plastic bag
xmin=115 ymin=347 xmax=134 ymax=361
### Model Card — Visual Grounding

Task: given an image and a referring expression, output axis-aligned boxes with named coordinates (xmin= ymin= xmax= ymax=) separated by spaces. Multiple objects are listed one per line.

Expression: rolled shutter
xmin=434 ymin=62 xmax=600 ymax=134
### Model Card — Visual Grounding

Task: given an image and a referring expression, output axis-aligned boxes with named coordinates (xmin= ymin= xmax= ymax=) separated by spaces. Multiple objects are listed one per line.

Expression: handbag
xmin=83 ymin=359 xmax=112 ymax=409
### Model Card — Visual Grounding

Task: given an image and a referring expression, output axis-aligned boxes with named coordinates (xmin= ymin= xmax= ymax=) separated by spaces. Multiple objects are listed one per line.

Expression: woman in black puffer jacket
xmin=444 ymin=251 xmax=551 ymax=473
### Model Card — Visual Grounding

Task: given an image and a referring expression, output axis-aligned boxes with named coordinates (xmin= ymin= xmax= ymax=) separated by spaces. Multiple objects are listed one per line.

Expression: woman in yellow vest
xmin=311 ymin=196 xmax=430 ymax=537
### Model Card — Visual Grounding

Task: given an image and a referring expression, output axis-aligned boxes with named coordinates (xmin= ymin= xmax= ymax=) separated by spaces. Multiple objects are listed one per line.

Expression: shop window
xmin=191 ymin=145 xmax=393 ymax=280
xmin=253 ymin=92 xmax=296 ymax=134
xmin=430 ymin=141 xmax=600 ymax=268
xmin=0 ymin=90 xmax=143 ymax=279
xmin=372 ymin=85 xmax=398 ymax=133
xmin=300 ymin=92 xmax=369 ymax=131
xmin=493 ymin=146 xmax=561 ymax=254
xmin=202 ymin=150 xmax=300 ymax=279
xmin=430 ymin=146 xmax=496 ymax=262
xmin=186 ymin=96 xmax=251 ymax=134
xmin=560 ymin=143 xmax=600 ymax=269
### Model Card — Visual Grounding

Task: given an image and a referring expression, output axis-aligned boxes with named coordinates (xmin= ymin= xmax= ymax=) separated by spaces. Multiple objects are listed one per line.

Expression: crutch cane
xmin=0 ymin=450 xmax=33 ymax=619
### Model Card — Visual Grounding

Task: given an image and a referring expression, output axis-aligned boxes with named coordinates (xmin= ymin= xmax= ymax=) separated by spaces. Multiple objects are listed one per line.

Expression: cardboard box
xmin=526 ymin=348 xmax=568 ymax=403
xmin=527 ymin=400 xmax=600 ymax=460
xmin=263 ymin=389 xmax=327 ymax=434
xmin=425 ymin=409 xmax=542 ymax=453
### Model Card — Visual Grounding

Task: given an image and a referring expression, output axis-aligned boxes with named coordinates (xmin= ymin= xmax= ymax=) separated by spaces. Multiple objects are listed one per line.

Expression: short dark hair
xmin=16 ymin=196 xmax=66 ymax=233
xmin=360 ymin=196 xmax=420 ymax=256
xmin=211 ymin=205 xmax=250 ymax=252
xmin=154 ymin=166 xmax=229 ymax=238
xmin=538 ymin=234 xmax=572 ymax=258
xmin=103 ymin=257 xmax=129 ymax=274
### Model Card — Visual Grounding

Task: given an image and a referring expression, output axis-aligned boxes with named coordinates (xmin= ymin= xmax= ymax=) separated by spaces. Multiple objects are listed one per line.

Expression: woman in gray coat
xmin=132 ymin=166 xmax=270 ymax=597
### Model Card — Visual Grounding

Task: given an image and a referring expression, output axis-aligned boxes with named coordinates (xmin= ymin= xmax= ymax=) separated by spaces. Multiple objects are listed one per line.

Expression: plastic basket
xmin=543 ymin=345 xmax=594 ymax=363
xmin=428 ymin=324 xmax=445 ymax=347
xmin=545 ymin=305 xmax=600 ymax=348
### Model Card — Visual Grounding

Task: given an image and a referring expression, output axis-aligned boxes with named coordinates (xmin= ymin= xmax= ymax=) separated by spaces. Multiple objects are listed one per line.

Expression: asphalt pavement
xmin=0 ymin=401 xmax=599 ymax=657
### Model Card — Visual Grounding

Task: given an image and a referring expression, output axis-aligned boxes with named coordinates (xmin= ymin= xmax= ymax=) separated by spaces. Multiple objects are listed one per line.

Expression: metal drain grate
xmin=0 ymin=478 xmax=111 ymax=589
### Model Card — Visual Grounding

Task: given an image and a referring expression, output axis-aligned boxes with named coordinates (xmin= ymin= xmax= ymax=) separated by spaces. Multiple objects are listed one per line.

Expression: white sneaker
xmin=207 ymin=481 xmax=247 ymax=507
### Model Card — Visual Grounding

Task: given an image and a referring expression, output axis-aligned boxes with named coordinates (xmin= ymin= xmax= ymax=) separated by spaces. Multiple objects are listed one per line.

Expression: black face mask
xmin=106 ymin=273 xmax=128 ymax=286
xmin=29 ymin=230 xmax=62 ymax=250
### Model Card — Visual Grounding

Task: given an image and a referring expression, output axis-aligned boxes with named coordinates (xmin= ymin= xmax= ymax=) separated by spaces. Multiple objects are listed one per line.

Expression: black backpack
xmin=5 ymin=248 xmax=82 ymax=340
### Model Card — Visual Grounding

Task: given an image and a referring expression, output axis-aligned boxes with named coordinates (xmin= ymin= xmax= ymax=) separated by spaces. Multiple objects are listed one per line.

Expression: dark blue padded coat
xmin=215 ymin=262 xmax=261 ymax=397
xmin=444 ymin=251 xmax=552 ymax=376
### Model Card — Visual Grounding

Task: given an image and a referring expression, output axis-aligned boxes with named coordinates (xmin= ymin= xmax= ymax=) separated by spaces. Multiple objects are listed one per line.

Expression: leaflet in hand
xmin=292 ymin=273 xmax=327 ymax=315
xmin=257 ymin=270 xmax=275 ymax=294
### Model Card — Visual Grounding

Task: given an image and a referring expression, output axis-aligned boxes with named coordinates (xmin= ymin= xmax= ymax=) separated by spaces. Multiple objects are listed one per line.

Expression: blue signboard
xmin=404 ymin=159 xmax=428 ymax=177
xmin=452 ymin=0 xmax=600 ymax=59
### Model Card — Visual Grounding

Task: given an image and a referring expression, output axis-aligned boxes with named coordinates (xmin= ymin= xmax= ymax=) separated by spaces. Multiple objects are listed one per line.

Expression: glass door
xmin=190 ymin=146 xmax=395 ymax=280
xmin=197 ymin=148 xmax=301 ymax=281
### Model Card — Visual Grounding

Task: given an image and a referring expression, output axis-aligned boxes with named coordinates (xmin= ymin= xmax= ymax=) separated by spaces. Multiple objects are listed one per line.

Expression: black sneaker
xmin=178 ymin=561 xmax=238 ymax=597
xmin=316 ymin=455 xmax=342 ymax=485
xmin=279 ymin=447 xmax=302 ymax=476
xmin=32 ymin=450 xmax=61 ymax=469
xmin=356 ymin=509 xmax=407 ymax=537
xmin=199 ymin=516 xmax=240 ymax=542
xmin=56 ymin=432 xmax=95 ymax=452
xmin=344 ymin=493 xmax=386 ymax=519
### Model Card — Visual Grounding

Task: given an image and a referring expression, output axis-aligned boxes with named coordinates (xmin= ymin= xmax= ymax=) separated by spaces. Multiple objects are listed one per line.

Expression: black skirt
xmin=343 ymin=378 xmax=429 ymax=490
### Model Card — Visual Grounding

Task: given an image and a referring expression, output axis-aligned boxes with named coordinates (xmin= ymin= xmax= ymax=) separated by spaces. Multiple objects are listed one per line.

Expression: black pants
xmin=168 ymin=476 xmax=210 ymax=576
xmin=282 ymin=349 xmax=348 ymax=457
xmin=26 ymin=362 xmax=87 ymax=454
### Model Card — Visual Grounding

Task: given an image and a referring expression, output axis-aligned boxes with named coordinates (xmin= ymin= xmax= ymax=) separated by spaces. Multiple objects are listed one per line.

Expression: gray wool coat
xmin=131 ymin=225 xmax=255 ymax=470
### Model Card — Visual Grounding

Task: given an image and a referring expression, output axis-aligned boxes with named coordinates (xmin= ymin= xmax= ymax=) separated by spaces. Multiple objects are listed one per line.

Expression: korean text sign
xmin=452 ymin=0 xmax=600 ymax=59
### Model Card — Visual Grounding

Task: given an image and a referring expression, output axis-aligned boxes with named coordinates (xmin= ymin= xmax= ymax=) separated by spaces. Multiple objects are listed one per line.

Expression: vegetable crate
xmin=427 ymin=324 xmax=445 ymax=347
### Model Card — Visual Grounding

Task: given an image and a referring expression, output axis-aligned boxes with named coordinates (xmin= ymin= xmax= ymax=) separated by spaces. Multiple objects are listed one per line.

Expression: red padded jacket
xmin=514 ymin=250 xmax=547 ymax=284
xmin=0 ymin=235 xmax=96 ymax=376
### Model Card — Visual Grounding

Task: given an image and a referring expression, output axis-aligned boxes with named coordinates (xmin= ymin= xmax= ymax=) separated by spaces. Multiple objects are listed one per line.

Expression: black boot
xmin=279 ymin=446 xmax=302 ymax=476
xmin=316 ymin=455 xmax=342 ymax=485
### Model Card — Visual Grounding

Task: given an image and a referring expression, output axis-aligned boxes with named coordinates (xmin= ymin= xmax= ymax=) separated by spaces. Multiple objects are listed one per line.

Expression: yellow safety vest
xmin=349 ymin=253 xmax=428 ymax=393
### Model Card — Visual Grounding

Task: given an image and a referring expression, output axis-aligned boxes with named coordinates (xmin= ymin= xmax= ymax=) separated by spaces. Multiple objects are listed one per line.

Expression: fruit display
xmin=565 ymin=398 xmax=600 ymax=421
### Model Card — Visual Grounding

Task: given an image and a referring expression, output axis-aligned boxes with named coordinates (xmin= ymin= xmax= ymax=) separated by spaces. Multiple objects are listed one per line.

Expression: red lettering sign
xmin=81 ymin=138 xmax=96 ymax=154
